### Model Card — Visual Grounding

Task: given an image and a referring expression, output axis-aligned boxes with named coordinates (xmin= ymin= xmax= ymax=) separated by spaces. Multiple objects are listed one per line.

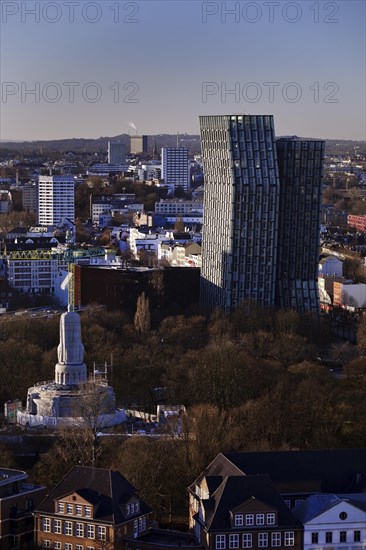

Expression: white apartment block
xmin=161 ymin=147 xmax=190 ymax=191
xmin=38 ymin=176 xmax=75 ymax=226
xmin=6 ymin=252 xmax=68 ymax=294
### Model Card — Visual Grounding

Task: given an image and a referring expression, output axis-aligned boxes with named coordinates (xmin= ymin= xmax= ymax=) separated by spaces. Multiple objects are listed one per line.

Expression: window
xmin=54 ymin=543 xmax=61 ymax=550
xmin=65 ymin=545 xmax=72 ymax=550
xmin=76 ymin=546 xmax=83 ymax=550
xmin=354 ymin=531 xmax=361 ymax=543
xmin=65 ymin=521 xmax=73 ymax=536
xmin=135 ymin=501 xmax=139 ymax=512
xmin=295 ymin=499 xmax=304 ymax=506
xmin=235 ymin=514 xmax=243 ymax=526
xmin=126 ymin=504 xmax=130 ymax=515
xmin=284 ymin=500 xmax=291 ymax=508
xmin=272 ymin=533 xmax=281 ymax=547
xmin=339 ymin=512 xmax=347 ymax=520
xmin=54 ymin=519 xmax=62 ymax=534
xmin=26 ymin=499 xmax=33 ymax=511
xmin=285 ymin=532 xmax=295 ymax=546
xmin=98 ymin=526 xmax=106 ymax=541
xmin=86 ymin=524 xmax=95 ymax=539
xmin=229 ymin=534 xmax=239 ymax=549
xmin=75 ymin=505 xmax=82 ymax=516
xmin=216 ymin=535 xmax=226 ymax=549
xmin=267 ymin=513 xmax=275 ymax=525
xmin=340 ymin=532 xmax=346 ymax=543
xmin=311 ymin=533 xmax=318 ymax=544
xmin=76 ymin=523 xmax=84 ymax=537
xmin=256 ymin=514 xmax=265 ymax=525
xmin=258 ymin=533 xmax=268 ymax=547
xmin=42 ymin=541 xmax=50 ymax=549
xmin=131 ymin=502 xmax=135 ymax=513
xmin=85 ymin=506 xmax=91 ymax=518
xmin=242 ymin=534 xmax=252 ymax=548
xmin=57 ymin=502 xmax=64 ymax=513
xmin=43 ymin=518 xmax=51 ymax=532
xmin=66 ymin=503 xmax=73 ymax=514
xmin=326 ymin=532 xmax=332 ymax=544
xmin=246 ymin=514 xmax=254 ymax=526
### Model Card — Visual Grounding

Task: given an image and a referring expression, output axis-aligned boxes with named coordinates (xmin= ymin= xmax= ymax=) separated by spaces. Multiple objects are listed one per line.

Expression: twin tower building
xmin=200 ymin=115 xmax=325 ymax=313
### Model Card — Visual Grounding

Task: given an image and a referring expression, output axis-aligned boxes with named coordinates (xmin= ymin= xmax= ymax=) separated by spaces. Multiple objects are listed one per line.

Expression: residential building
xmin=108 ymin=141 xmax=127 ymax=164
xmin=34 ymin=465 xmax=152 ymax=549
xmin=199 ymin=116 xmax=325 ymax=312
xmin=21 ymin=182 xmax=37 ymax=212
xmin=293 ymin=494 xmax=366 ymax=550
xmin=318 ymin=256 xmax=343 ymax=277
xmin=131 ymin=135 xmax=148 ymax=155
xmin=0 ymin=190 xmax=12 ymax=214
xmin=189 ymin=465 xmax=302 ymax=550
xmin=90 ymin=194 xmax=143 ymax=226
xmin=199 ymin=114 xmax=280 ymax=310
xmin=161 ymin=147 xmax=190 ymax=191
xmin=276 ymin=138 xmax=325 ymax=313
xmin=347 ymin=214 xmax=366 ymax=232
xmin=0 ymin=468 xmax=45 ymax=549
xmin=37 ymin=175 xmax=75 ymax=226
xmin=333 ymin=282 xmax=366 ymax=309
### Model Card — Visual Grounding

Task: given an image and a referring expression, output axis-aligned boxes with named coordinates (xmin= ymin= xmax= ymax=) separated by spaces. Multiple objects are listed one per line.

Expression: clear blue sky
xmin=0 ymin=0 xmax=365 ymax=141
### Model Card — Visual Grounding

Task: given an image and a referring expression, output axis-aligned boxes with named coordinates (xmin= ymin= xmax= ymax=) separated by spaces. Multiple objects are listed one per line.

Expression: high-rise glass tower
xmin=200 ymin=115 xmax=324 ymax=313
xmin=200 ymin=114 xmax=280 ymax=310
xmin=275 ymin=137 xmax=325 ymax=312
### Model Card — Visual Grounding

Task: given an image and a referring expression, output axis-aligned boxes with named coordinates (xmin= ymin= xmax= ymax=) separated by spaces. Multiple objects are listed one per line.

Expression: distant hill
xmin=0 ymin=134 xmax=202 ymax=156
xmin=0 ymin=135 xmax=364 ymax=156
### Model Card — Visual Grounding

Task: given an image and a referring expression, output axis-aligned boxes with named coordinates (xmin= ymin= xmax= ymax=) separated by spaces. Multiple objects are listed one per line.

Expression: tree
xmin=134 ymin=292 xmax=151 ymax=336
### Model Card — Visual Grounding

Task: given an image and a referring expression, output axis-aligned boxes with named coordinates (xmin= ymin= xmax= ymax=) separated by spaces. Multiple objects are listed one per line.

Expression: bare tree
xmin=134 ymin=292 xmax=151 ymax=336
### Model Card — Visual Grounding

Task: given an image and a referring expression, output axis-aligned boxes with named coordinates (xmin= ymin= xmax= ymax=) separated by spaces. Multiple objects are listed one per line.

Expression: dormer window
xmin=256 ymin=514 xmax=264 ymax=525
xmin=66 ymin=503 xmax=73 ymax=514
xmin=235 ymin=514 xmax=244 ymax=526
xmin=84 ymin=506 xmax=91 ymax=518
xmin=245 ymin=514 xmax=254 ymax=526
xmin=267 ymin=513 xmax=275 ymax=525
xmin=57 ymin=502 xmax=64 ymax=513
xmin=135 ymin=501 xmax=139 ymax=512
xmin=126 ymin=504 xmax=130 ymax=516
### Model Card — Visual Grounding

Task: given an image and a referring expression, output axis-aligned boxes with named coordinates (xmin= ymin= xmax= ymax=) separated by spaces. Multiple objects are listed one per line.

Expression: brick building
xmin=0 ymin=468 xmax=45 ymax=549
xmin=74 ymin=265 xmax=200 ymax=314
xmin=34 ymin=466 xmax=152 ymax=549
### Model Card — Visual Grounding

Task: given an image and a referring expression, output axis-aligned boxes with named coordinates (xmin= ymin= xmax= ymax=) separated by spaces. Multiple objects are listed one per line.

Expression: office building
xmin=131 ymin=134 xmax=148 ymax=155
xmin=37 ymin=175 xmax=75 ymax=226
xmin=108 ymin=141 xmax=127 ymax=164
xmin=276 ymin=138 xmax=325 ymax=312
xmin=161 ymin=147 xmax=190 ymax=191
xmin=199 ymin=115 xmax=324 ymax=313
xmin=200 ymin=114 xmax=280 ymax=310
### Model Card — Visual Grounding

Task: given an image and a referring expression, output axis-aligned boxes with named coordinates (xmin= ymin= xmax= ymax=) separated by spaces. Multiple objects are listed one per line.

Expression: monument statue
xmin=57 ymin=304 xmax=85 ymax=365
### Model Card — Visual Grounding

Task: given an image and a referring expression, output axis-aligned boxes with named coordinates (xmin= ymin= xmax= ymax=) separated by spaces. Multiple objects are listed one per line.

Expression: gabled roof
xmin=293 ymin=493 xmax=366 ymax=523
xmin=35 ymin=466 xmax=152 ymax=525
xmin=198 ymin=474 xmax=301 ymax=532
xmin=223 ymin=449 xmax=366 ymax=493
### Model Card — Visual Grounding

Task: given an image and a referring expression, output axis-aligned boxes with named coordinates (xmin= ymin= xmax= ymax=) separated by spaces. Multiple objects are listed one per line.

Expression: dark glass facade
xmin=276 ymin=138 xmax=325 ymax=313
xmin=200 ymin=116 xmax=325 ymax=313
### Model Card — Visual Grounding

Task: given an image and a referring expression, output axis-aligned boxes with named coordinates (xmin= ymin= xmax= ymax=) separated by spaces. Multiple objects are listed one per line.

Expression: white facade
xmin=340 ymin=283 xmax=366 ymax=309
xmin=155 ymin=198 xmax=203 ymax=215
xmin=294 ymin=494 xmax=366 ymax=550
xmin=7 ymin=254 xmax=68 ymax=294
xmin=161 ymin=147 xmax=190 ymax=191
xmin=38 ymin=175 xmax=75 ymax=226
xmin=319 ymin=256 xmax=344 ymax=277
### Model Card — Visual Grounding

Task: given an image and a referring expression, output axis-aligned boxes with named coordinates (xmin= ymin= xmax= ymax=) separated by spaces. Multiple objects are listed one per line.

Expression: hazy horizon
xmin=1 ymin=0 xmax=365 ymax=141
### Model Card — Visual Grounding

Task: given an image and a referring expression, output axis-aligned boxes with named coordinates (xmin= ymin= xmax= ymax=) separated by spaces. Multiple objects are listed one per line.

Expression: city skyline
xmin=0 ymin=1 xmax=365 ymax=142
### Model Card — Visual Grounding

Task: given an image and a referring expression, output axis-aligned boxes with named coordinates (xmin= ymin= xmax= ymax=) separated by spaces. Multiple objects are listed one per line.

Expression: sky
xmin=0 ymin=0 xmax=365 ymax=141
